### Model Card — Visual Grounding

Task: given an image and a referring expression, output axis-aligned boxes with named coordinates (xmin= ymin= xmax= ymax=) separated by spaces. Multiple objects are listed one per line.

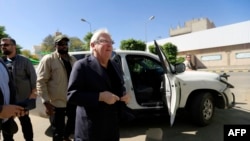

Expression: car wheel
xmin=190 ymin=92 xmax=214 ymax=126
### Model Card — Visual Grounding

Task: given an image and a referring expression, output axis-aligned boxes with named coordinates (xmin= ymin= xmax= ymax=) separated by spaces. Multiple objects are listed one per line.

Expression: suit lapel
xmin=110 ymin=59 xmax=123 ymax=84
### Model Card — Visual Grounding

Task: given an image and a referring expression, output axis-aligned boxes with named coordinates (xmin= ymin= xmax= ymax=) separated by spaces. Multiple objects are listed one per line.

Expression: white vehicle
xmin=68 ymin=41 xmax=235 ymax=126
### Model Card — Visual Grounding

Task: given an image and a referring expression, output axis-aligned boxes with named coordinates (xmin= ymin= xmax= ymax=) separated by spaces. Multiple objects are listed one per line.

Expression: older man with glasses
xmin=68 ymin=28 xmax=131 ymax=141
xmin=36 ymin=35 xmax=77 ymax=141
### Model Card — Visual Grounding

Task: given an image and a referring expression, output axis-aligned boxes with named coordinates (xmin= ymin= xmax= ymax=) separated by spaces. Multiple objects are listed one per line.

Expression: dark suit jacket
xmin=67 ymin=55 xmax=125 ymax=139
xmin=0 ymin=58 xmax=16 ymax=129
xmin=67 ymin=54 xmax=125 ymax=109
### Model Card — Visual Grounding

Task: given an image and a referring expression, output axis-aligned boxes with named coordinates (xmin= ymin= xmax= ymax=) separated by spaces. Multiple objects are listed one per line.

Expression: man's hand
xmin=0 ymin=105 xmax=26 ymax=119
xmin=29 ymin=90 xmax=38 ymax=99
xmin=99 ymin=91 xmax=120 ymax=104
xmin=120 ymin=93 xmax=131 ymax=104
xmin=43 ymin=102 xmax=55 ymax=116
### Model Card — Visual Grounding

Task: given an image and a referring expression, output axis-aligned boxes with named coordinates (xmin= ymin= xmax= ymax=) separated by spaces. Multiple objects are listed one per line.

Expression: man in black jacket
xmin=0 ymin=57 xmax=26 ymax=139
xmin=68 ymin=28 xmax=131 ymax=141
xmin=1 ymin=37 xmax=37 ymax=141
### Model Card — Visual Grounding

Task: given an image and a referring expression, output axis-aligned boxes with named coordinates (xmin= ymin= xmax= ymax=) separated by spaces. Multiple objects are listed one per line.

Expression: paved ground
xmin=12 ymin=114 xmax=146 ymax=141
xmin=13 ymin=114 xmax=51 ymax=141
xmin=198 ymin=66 xmax=250 ymax=73
xmin=11 ymin=104 xmax=146 ymax=141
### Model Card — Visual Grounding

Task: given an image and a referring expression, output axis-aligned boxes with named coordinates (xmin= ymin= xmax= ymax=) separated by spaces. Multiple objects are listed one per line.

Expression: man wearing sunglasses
xmin=1 ymin=37 xmax=37 ymax=141
xmin=36 ymin=35 xmax=77 ymax=141
xmin=0 ymin=55 xmax=27 ymax=140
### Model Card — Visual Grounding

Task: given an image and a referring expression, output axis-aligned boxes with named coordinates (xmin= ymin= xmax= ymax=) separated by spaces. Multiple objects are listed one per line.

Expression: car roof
xmin=69 ymin=50 xmax=156 ymax=55
xmin=69 ymin=50 xmax=158 ymax=60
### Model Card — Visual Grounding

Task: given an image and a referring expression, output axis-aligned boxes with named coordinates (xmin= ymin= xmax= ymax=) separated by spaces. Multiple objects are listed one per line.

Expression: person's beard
xmin=2 ymin=50 xmax=11 ymax=55
xmin=57 ymin=48 xmax=68 ymax=54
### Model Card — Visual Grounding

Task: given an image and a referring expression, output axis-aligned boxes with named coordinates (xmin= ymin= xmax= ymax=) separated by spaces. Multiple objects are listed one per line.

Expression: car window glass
xmin=126 ymin=55 xmax=164 ymax=104
xmin=111 ymin=53 xmax=122 ymax=68
xmin=72 ymin=54 xmax=87 ymax=60
xmin=126 ymin=55 xmax=163 ymax=74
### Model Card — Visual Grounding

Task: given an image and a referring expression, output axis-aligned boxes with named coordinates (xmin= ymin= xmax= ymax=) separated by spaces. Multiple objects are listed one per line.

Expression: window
xmin=235 ymin=52 xmax=250 ymax=59
xmin=201 ymin=54 xmax=222 ymax=61
xmin=126 ymin=55 xmax=164 ymax=103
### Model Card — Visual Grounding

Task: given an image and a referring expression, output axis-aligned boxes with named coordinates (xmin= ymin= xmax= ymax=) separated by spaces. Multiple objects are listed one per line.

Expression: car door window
xmin=111 ymin=52 xmax=122 ymax=72
xmin=72 ymin=54 xmax=87 ymax=60
xmin=126 ymin=55 xmax=164 ymax=103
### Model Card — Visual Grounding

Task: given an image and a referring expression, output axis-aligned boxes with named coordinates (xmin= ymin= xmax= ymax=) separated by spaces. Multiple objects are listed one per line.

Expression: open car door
xmin=154 ymin=40 xmax=180 ymax=126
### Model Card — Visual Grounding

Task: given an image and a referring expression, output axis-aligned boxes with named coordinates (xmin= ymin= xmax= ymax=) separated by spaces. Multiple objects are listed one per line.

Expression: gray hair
xmin=90 ymin=28 xmax=111 ymax=52
xmin=90 ymin=28 xmax=111 ymax=44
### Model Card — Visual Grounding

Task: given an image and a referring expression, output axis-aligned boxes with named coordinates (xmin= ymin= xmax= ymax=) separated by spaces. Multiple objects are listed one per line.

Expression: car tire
xmin=190 ymin=92 xmax=214 ymax=126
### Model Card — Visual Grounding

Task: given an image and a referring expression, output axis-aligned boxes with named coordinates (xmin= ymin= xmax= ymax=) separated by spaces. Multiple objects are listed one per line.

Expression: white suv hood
xmin=176 ymin=71 xmax=219 ymax=81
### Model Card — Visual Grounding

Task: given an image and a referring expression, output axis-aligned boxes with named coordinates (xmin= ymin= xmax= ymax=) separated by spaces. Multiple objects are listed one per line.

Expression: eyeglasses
xmin=56 ymin=42 xmax=69 ymax=46
xmin=96 ymin=39 xmax=114 ymax=45
xmin=0 ymin=44 xmax=12 ymax=47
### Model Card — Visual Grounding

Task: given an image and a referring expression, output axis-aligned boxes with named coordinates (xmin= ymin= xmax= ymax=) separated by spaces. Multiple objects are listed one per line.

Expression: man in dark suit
xmin=67 ymin=28 xmax=131 ymax=141
xmin=0 ymin=57 xmax=26 ymax=137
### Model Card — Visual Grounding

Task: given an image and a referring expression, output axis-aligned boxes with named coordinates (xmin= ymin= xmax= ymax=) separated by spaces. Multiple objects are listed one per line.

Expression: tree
xmin=120 ymin=39 xmax=146 ymax=51
xmin=21 ymin=49 xmax=39 ymax=65
xmin=22 ymin=49 xmax=32 ymax=58
xmin=0 ymin=26 xmax=22 ymax=55
xmin=0 ymin=26 xmax=9 ymax=39
xmin=16 ymin=45 xmax=22 ymax=54
xmin=0 ymin=26 xmax=9 ymax=56
xmin=148 ymin=45 xmax=157 ymax=54
xmin=69 ymin=37 xmax=84 ymax=51
xmin=149 ymin=42 xmax=183 ymax=65
xmin=82 ymin=32 xmax=93 ymax=51
xmin=162 ymin=43 xmax=178 ymax=64
xmin=162 ymin=43 xmax=184 ymax=64
xmin=39 ymin=32 xmax=90 ymax=55
xmin=40 ymin=34 xmax=55 ymax=55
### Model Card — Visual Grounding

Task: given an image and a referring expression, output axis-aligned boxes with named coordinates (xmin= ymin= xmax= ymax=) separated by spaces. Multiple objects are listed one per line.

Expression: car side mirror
xmin=175 ymin=63 xmax=186 ymax=73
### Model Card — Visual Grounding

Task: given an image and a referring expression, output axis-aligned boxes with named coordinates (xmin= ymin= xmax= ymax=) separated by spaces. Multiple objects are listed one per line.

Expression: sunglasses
xmin=0 ymin=44 xmax=12 ymax=47
xmin=56 ymin=42 xmax=69 ymax=46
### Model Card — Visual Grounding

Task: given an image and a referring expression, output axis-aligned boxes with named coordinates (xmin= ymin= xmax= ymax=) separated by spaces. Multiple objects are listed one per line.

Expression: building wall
xmin=169 ymin=18 xmax=215 ymax=37
xmin=179 ymin=43 xmax=250 ymax=69
xmin=230 ymin=48 xmax=250 ymax=66
xmin=191 ymin=18 xmax=215 ymax=31
xmin=150 ymin=20 xmax=250 ymax=69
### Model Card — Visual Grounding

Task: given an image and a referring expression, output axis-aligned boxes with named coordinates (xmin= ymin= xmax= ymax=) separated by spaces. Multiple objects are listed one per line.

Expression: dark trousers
xmin=50 ymin=105 xmax=76 ymax=141
xmin=2 ymin=114 xmax=33 ymax=141
xmin=65 ymin=103 xmax=76 ymax=139
xmin=74 ymin=106 xmax=89 ymax=141
xmin=2 ymin=130 xmax=14 ymax=141
xmin=89 ymin=110 xmax=120 ymax=141
xmin=2 ymin=119 xmax=15 ymax=141
xmin=52 ymin=107 xmax=66 ymax=141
